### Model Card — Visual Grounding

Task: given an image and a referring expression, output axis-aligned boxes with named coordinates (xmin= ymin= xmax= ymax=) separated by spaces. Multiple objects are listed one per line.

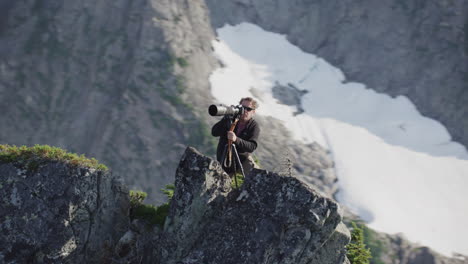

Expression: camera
xmin=208 ymin=104 xmax=245 ymax=117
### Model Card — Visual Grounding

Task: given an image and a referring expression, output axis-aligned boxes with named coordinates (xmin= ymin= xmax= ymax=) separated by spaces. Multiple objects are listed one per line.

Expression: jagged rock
xmin=148 ymin=147 xmax=351 ymax=264
xmin=0 ymin=162 xmax=129 ymax=263
xmin=0 ymin=0 xmax=218 ymax=204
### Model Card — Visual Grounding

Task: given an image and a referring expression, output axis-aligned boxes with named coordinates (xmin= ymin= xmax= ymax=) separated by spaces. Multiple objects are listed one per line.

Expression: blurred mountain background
xmin=0 ymin=1 xmax=467 ymax=262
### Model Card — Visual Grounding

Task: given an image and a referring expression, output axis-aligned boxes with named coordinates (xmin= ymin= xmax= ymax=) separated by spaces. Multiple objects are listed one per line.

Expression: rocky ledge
xmin=123 ymin=147 xmax=351 ymax=264
xmin=1 ymin=146 xmax=351 ymax=263
xmin=0 ymin=161 xmax=129 ymax=263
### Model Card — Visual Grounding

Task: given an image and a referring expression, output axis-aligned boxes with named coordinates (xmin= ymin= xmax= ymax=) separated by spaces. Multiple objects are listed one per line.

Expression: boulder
xmin=155 ymin=147 xmax=350 ymax=264
xmin=0 ymin=161 xmax=129 ymax=263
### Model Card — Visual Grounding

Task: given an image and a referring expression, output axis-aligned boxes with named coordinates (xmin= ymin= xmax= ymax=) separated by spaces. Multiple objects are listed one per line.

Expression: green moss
xmin=129 ymin=184 xmax=175 ymax=228
xmin=0 ymin=144 xmax=108 ymax=171
xmin=132 ymin=203 xmax=162 ymax=226
xmin=129 ymin=190 xmax=147 ymax=207
xmin=231 ymin=173 xmax=244 ymax=189
xmin=252 ymin=155 xmax=261 ymax=168
xmin=161 ymin=184 xmax=175 ymax=199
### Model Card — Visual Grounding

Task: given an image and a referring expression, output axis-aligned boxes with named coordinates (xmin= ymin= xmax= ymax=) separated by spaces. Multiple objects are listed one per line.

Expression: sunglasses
xmin=243 ymin=106 xmax=255 ymax=112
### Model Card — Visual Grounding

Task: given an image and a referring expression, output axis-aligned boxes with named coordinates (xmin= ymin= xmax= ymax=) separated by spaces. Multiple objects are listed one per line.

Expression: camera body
xmin=209 ymin=104 xmax=245 ymax=118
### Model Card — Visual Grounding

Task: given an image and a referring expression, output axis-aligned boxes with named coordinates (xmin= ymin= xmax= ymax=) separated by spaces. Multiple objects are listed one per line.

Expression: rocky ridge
xmin=0 ymin=0 xmax=218 ymax=203
xmin=0 ymin=146 xmax=352 ymax=263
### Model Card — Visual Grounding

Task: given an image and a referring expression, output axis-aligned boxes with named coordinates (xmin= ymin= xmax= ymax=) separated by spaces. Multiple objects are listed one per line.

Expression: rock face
xmin=205 ymin=0 xmax=468 ymax=148
xmin=0 ymin=146 xmax=351 ymax=263
xmin=143 ymin=147 xmax=350 ymax=264
xmin=0 ymin=161 xmax=129 ymax=263
xmin=0 ymin=0 xmax=218 ymax=203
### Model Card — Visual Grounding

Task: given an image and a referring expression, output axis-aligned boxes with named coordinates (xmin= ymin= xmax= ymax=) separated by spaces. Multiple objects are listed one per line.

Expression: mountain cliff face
xmin=205 ymin=0 xmax=468 ymax=148
xmin=0 ymin=0 xmax=218 ymax=202
xmin=0 ymin=0 xmax=339 ymax=204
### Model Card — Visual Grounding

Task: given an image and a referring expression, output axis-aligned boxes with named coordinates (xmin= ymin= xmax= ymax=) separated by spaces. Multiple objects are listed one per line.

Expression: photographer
xmin=211 ymin=97 xmax=260 ymax=175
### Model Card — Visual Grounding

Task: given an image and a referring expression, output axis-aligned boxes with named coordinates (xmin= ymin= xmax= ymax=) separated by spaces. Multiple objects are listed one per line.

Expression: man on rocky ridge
xmin=211 ymin=97 xmax=260 ymax=175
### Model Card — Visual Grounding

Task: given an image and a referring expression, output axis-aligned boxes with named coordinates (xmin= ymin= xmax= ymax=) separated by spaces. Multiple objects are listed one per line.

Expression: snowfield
xmin=209 ymin=22 xmax=468 ymax=257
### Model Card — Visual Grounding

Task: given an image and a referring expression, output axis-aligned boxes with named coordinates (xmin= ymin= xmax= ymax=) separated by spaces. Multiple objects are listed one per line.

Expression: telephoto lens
xmin=208 ymin=104 xmax=243 ymax=116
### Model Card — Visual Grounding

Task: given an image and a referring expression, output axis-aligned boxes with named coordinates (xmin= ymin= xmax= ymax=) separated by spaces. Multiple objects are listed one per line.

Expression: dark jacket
xmin=211 ymin=116 xmax=260 ymax=163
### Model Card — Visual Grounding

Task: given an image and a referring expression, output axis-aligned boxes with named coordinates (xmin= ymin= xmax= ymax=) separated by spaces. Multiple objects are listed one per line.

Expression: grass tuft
xmin=129 ymin=184 xmax=175 ymax=228
xmin=231 ymin=173 xmax=245 ymax=189
xmin=0 ymin=144 xmax=108 ymax=171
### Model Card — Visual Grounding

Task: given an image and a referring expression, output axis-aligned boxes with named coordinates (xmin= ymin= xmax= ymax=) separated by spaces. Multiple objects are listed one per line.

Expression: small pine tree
xmin=347 ymin=222 xmax=372 ymax=264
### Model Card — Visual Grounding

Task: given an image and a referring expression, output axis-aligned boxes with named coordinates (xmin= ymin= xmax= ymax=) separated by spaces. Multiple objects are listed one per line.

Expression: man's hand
xmin=227 ymin=131 xmax=237 ymax=142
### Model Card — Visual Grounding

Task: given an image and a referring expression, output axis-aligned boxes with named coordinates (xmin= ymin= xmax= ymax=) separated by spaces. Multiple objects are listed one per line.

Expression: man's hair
xmin=239 ymin=97 xmax=259 ymax=110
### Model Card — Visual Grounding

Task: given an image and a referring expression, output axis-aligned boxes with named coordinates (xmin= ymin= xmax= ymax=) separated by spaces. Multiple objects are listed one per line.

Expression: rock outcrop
xmin=0 ymin=161 xmax=129 ymax=263
xmin=0 ymin=146 xmax=351 ymax=263
xmin=130 ymin=147 xmax=351 ymax=264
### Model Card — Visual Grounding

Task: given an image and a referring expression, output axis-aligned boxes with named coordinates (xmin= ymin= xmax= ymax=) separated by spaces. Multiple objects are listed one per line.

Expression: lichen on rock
xmin=0 ymin=155 xmax=128 ymax=263
xmin=142 ymin=147 xmax=351 ymax=264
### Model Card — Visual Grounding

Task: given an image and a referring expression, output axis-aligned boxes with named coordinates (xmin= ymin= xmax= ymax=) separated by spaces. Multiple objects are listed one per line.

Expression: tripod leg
xmin=220 ymin=144 xmax=228 ymax=165
xmin=231 ymin=144 xmax=246 ymax=181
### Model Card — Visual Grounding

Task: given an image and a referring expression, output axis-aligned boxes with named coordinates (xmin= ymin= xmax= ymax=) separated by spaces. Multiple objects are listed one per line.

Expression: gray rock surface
xmin=271 ymin=81 xmax=308 ymax=115
xmin=0 ymin=161 xmax=129 ymax=263
xmin=148 ymin=147 xmax=350 ymax=264
xmin=0 ymin=0 xmax=218 ymax=203
xmin=205 ymin=0 xmax=468 ymax=149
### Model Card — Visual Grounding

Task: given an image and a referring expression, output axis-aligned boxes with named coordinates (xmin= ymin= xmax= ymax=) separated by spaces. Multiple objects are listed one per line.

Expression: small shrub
xmin=252 ymin=155 xmax=261 ymax=168
xmin=347 ymin=222 xmax=372 ymax=264
xmin=129 ymin=184 xmax=175 ymax=228
xmin=362 ymin=224 xmax=386 ymax=264
xmin=231 ymin=173 xmax=244 ymax=189
xmin=129 ymin=190 xmax=147 ymax=207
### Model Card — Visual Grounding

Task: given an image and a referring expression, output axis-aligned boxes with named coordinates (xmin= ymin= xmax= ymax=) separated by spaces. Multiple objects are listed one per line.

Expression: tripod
xmin=220 ymin=117 xmax=246 ymax=188
xmin=221 ymin=143 xmax=246 ymax=188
